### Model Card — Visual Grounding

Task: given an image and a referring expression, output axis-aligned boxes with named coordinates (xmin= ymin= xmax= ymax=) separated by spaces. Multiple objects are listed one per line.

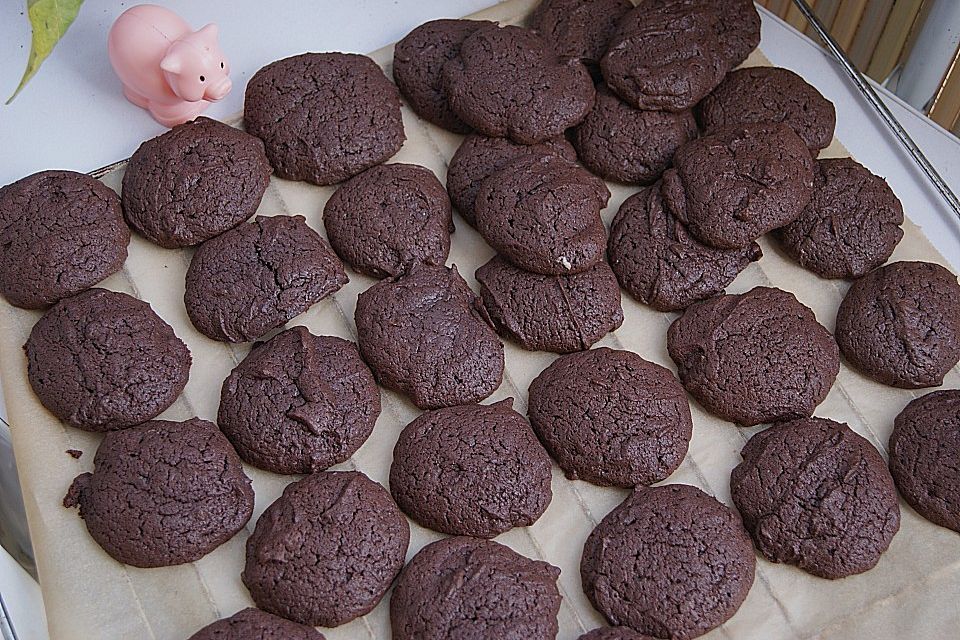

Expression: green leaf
xmin=6 ymin=0 xmax=84 ymax=104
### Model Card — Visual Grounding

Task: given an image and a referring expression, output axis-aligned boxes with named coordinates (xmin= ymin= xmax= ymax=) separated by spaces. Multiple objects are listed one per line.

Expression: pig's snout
xmin=206 ymin=77 xmax=232 ymax=101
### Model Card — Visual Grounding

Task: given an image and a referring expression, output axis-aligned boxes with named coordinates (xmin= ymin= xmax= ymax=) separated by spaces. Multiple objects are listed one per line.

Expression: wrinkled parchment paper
xmin=2 ymin=1 xmax=960 ymax=638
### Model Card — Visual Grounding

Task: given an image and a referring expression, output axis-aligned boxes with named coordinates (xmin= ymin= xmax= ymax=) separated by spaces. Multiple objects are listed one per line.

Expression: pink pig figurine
xmin=108 ymin=5 xmax=232 ymax=127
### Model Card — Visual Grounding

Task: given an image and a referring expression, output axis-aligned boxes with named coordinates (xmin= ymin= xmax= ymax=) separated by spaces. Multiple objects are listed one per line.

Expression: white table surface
xmin=1 ymin=3 xmax=959 ymax=639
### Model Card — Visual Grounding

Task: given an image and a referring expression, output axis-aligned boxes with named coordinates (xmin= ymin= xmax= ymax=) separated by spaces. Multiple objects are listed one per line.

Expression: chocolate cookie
xmin=188 ymin=608 xmax=325 ymax=640
xmin=527 ymin=0 xmax=632 ymax=67
xmin=581 ymin=484 xmax=755 ymax=639
xmin=667 ymin=286 xmax=839 ymax=426
xmin=578 ymin=629 xmax=657 ymax=640
xmin=731 ymin=417 xmax=901 ymax=578
xmin=662 ymin=123 xmax=814 ymax=249
xmin=528 ymin=347 xmax=692 ymax=487
xmin=572 ymin=86 xmax=698 ymax=185
xmin=393 ymin=19 xmax=492 ymax=133
xmin=608 ymin=184 xmax=761 ymax=311
xmin=244 ymin=53 xmax=404 ymax=185
xmin=25 ymin=288 xmax=190 ymax=431
xmin=63 ymin=418 xmax=253 ymax=567
xmin=218 ymin=326 xmax=380 ymax=474
xmin=121 ymin=117 xmax=271 ymax=248
xmin=475 ymin=154 xmax=610 ymax=275
xmin=355 ymin=264 xmax=503 ymax=409
xmin=835 ymin=261 xmax=960 ymax=388
xmin=0 ymin=170 xmax=128 ymax=309
xmin=242 ymin=471 xmax=409 ymax=627
xmin=475 ymin=255 xmax=623 ymax=353
xmin=184 ymin=215 xmax=347 ymax=343
xmin=775 ymin=158 xmax=904 ymax=279
xmin=698 ymin=67 xmax=837 ymax=152
xmin=705 ymin=0 xmax=761 ymax=69
xmin=889 ymin=390 xmax=960 ymax=533
xmin=446 ymin=133 xmax=576 ymax=226
xmin=391 ymin=536 xmax=562 ymax=640
xmin=442 ymin=24 xmax=595 ymax=144
xmin=323 ymin=163 xmax=452 ymax=278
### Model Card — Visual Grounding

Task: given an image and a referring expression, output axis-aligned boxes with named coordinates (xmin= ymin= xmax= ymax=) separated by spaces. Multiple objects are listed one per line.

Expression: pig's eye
xmin=220 ymin=62 xmax=224 ymax=69
xmin=199 ymin=75 xmax=205 ymax=82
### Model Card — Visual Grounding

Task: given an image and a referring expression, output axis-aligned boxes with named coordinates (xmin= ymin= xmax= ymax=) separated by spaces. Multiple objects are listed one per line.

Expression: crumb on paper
xmin=66 ymin=449 xmax=82 ymax=459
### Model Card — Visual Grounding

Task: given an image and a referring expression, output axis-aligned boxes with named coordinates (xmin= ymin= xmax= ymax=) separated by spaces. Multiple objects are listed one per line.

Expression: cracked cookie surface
xmin=244 ymin=53 xmax=404 ymax=185
xmin=0 ymin=170 xmax=129 ymax=309
xmin=578 ymin=628 xmax=658 ymax=640
xmin=667 ymin=286 xmax=839 ymax=426
xmin=323 ymin=163 xmax=452 ymax=278
xmin=121 ymin=117 xmax=271 ymax=248
xmin=731 ymin=417 xmax=900 ymax=578
xmin=184 ymin=215 xmax=347 ymax=343
xmin=528 ymin=347 xmax=692 ymax=487
xmin=188 ymin=607 xmax=325 ymax=640
xmin=218 ymin=326 xmax=380 ymax=474
xmin=242 ymin=471 xmax=409 ymax=627
xmin=580 ymin=484 xmax=755 ymax=639
xmin=63 ymin=418 xmax=253 ymax=567
xmin=836 ymin=261 xmax=960 ymax=388
xmin=390 ymin=536 xmax=561 ymax=640
xmin=527 ymin=0 xmax=632 ymax=68
xmin=390 ymin=398 xmax=552 ymax=537
xmin=25 ymin=288 xmax=190 ymax=431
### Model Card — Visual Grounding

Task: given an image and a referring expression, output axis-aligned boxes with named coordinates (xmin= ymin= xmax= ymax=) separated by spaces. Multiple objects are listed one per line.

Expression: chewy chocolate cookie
xmin=578 ymin=629 xmax=658 ymax=640
xmin=218 ymin=326 xmax=380 ymax=474
xmin=188 ymin=608 xmax=325 ymax=640
xmin=0 ymin=170 xmax=128 ymax=309
xmin=475 ymin=255 xmax=623 ymax=353
xmin=355 ymin=264 xmax=504 ymax=409
xmin=776 ymin=158 xmax=904 ymax=279
xmin=184 ymin=215 xmax=347 ymax=343
xmin=608 ymin=184 xmax=761 ymax=311
xmin=25 ymin=288 xmax=190 ymax=431
xmin=391 ymin=536 xmax=562 ymax=640
xmin=731 ymin=417 xmax=901 ymax=578
xmin=390 ymin=398 xmax=552 ymax=537
xmin=836 ymin=261 xmax=960 ymax=388
xmin=442 ymin=24 xmax=595 ymax=144
xmin=704 ymin=0 xmax=762 ymax=70
xmin=121 ymin=117 xmax=271 ymax=248
xmin=528 ymin=347 xmax=692 ymax=487
xmin=244 ymin=53 xmax=404 ymax=185
xmin=527 ymin=0 xmax=632 ymax=68
xmin=243 ymin=471 xmax=409 ymax=627
xmin=64 ymin=418 xmax=254 ymax=567
xmin=581 ymin=484 xmax=755 ymax=639
xmin=667 ymin=286 xmax=839 ymax=426
xmin=323 ymin=163 xmax=452 ymax=278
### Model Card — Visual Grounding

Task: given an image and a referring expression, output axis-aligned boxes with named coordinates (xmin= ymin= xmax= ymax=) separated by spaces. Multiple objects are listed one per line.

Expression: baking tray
xmin=3 ymin=0 xmax=960 ymax=638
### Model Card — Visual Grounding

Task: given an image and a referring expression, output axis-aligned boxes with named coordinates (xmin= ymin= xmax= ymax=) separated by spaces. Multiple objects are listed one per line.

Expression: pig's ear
xmin=159 ymin=52 xmax=182 ymax=74
xmin=197 ymin=23 xmax=219 ymax=40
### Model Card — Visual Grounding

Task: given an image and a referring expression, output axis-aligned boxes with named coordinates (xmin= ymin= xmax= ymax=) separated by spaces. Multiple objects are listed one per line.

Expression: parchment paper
xmin=3 ymin=1 xmax=960 ymax=638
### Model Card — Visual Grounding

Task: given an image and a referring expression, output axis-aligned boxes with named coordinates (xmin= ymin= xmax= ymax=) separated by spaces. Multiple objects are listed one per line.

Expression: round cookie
xmin=25 ymin=288 xmax=190 ymax=431
xmin=608 ymin=184 xmax=761 ymax=311
xmin=527 ymin=0 xmax=633 ymax=67
xmin=244 ymin=52 xmax=404 ymax=185
xmin=323 ymin=163 xmax=453 ymax=278
xmin=393 ymin=19 xmax=492 ymax=133
xmin=572 ymin=86 xmax=698 ymax=185
xmin=121 ymin=117 xmax=271 ymax=248
xmin=184 ymin=215 xmax=347 ymax=343
xmin=188 ymin=608 xmax=325 ymax=640
xmin=446 ymin=133 xmax=576 ymax=226
xmin=667 ymin=286 xmax=839 ymax=426
xmin=775 ymin=158 xmax=904 ymax=279
xmin=475 ymin=255 xmax=623 ymax=353
xmin=698 ymin=66 xmax=837 ymax=152
xmin=475 ymin=154 xmax=610 ymax=275
xmin=731 ymin=417 xmax=901 ymax=578
xmin=0 ymin=170 xmax=128 ymax=309
xmin=63 ymin=418 xmax=254 ymax=567
xmin=242 ymin=471 xmax=409 ymax=627
xmin=836 ymin=261 xmax=960 ymax=388
xmin=889 ymin=390 xmax=960 ymax=533
xmin=390 ymin=398 xmax=552 ymax=537
xmin=528 ymin=347 xmax=692 ymax=487
xmin=662 ymin=123 xmax=815 ymax=249
xmin=218 ymin=326 xmax=380 ymax=474
xmin=391 ymin=536 xmax=562 ymax=640
xmin=442 ymin=24 xmax=595 ymax=144
xmin=705 ymin=0 xmax=761 ymax=70
xmin=578 ymin=629 xmax=657 ymax=640
xmin=581 ymin=484 xmax=755 ymax=639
